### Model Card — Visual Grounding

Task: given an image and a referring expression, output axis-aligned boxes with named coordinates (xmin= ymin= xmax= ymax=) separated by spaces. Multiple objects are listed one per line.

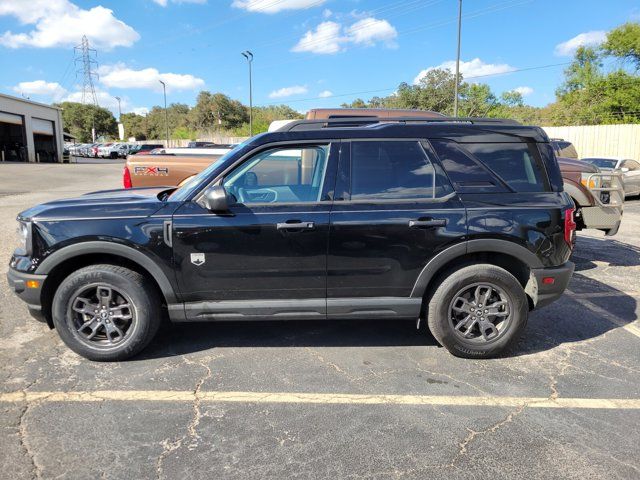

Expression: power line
xmin=265 ymin=60 xmax=572 ymax=105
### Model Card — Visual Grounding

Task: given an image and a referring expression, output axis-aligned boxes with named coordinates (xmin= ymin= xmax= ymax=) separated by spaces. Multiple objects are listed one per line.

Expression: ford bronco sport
xmin=8 ymin=116 xmax=576 ymax=361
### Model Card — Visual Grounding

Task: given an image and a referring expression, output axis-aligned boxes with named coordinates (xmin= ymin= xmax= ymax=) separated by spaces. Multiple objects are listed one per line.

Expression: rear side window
xmin=349 ymin=141 xmax=437 ymax=200
xmin=463 ymin=143 xmax=548 ymax=192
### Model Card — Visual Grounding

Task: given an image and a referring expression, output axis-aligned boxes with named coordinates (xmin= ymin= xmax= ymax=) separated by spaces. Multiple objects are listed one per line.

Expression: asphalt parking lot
xmin=0 ymin=163 xmax=639 ymax=480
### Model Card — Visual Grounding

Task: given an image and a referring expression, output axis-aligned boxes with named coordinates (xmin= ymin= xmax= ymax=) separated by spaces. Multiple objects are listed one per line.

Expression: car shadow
xmin=137 ymin=235 xmax=638 ymax=360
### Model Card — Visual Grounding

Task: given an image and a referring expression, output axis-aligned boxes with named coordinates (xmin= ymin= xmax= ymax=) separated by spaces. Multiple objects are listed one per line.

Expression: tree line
xmin=58 ymin=22 xmax=640 ymax=143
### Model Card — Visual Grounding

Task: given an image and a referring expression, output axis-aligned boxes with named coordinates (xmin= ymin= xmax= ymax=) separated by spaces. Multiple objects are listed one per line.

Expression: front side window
xmin=223 ymin=144 xmax=330 ymax=204
xmin=349 ymin=141 xmax=436 ymax=200
xmin=622 ymin=160 xmax=640 ymax=171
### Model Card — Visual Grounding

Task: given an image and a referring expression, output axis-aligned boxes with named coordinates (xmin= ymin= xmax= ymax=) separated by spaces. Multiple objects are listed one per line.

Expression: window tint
xmin=430 ymin=140 xmax=503 ymax=193
xmin=223 ymin=145 xmax=329 ymax=204
xmin=462 ymin=143 xmax=548 ymax=192
xmin=553 ymin=141 xmax=578 ymax=159
xmin=350 ymin=141 xmax=435 ymax=200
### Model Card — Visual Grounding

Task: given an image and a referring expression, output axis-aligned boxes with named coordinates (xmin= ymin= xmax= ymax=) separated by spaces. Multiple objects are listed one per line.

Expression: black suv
xmin=8 ymin=117 xmax=576 ymax=361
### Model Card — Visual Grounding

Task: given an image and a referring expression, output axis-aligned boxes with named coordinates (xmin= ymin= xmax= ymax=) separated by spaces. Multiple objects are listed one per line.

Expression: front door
xmin=327 ymin=139 xmax=466 ymax=319
xmin=172 ymin=142 xmax=339 ymax=321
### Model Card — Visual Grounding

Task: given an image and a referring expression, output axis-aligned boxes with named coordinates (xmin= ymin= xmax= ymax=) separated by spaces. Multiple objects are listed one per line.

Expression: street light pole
xmin=241 ymin=51 xmax=254 ymax=136
xmin=159 ymin=80 xmax=169 ymax=147
xmin=453 ymin=0 xmax=462 ymax=117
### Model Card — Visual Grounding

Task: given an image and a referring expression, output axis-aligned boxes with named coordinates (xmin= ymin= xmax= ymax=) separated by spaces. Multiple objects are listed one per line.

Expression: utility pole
xmin=74 ymin=35 xmax=99 ymax=141
xmin=159 ymin=80 xmax=169 ymax=147
xmin=241 ymin=51 xmax=254 ymax=136
xmin=453 ymin=0 xmax=462 ymax=117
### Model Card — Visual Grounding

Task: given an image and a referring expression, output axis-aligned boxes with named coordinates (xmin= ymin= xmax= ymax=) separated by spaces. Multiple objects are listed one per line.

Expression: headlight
xmin=580 ymin=173 xmax=600 ymax=190
xmin=15 ymin=221 xmax=32 ymax=255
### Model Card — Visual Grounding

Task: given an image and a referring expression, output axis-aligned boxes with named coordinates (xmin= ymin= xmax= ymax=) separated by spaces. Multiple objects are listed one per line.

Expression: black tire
xmin=52 ymin=264 xmax=161 ymax=361
xmin=426 ymin=264 xmax=528 ymax=359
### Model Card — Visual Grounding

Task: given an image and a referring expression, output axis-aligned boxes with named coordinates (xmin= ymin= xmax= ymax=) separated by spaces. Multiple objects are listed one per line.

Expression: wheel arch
xmin=37 ymin=242 xmax=178 ymax=326
xmin=411 ymin=240 xmax=542 ymax=309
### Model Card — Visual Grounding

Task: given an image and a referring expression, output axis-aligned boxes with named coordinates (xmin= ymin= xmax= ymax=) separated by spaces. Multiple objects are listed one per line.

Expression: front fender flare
xmin=35 ymin=241 xmax=178 ymax=303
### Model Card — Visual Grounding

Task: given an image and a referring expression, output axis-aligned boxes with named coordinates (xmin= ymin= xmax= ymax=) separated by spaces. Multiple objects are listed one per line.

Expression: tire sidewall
xmin=428 ymin=265 xmax=528 ymax=358
xmin=52 ymin=267 xmax=157 ymax=361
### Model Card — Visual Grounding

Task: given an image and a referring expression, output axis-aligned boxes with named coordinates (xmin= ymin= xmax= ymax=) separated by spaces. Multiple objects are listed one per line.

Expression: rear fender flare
xmin=410 ymin=239 xmax=543 ymax=299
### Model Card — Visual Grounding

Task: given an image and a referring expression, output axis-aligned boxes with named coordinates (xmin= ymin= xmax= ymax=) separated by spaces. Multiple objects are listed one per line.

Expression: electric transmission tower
xmin=74 ymin=35 xmax=99 ymax=106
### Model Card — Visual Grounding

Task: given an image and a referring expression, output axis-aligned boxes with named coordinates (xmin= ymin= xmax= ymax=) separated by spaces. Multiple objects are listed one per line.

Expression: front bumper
xmin=581 ymin=206 xmax=622 ymax=235
xmin=528 ymin=261 xmax=575 ymax=309
xmin=6 ymin=268 xmax=48 ymax=323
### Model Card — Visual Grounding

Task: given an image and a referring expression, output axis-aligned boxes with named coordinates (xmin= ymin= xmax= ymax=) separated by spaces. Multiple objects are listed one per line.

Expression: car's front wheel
xmin=52 ymin=264 xmax=161 ymax=361
xmin=427 ymin=264 xmax=528 ymax=358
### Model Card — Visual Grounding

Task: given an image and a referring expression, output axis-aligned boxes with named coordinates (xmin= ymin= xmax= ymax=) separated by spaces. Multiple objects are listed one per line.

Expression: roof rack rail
xmin=278 ymin=116 xmax=521 ymax=132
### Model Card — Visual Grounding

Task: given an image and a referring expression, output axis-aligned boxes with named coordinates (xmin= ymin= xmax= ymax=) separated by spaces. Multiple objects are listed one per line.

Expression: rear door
xmin=327 ymin=139 xmax=466 ymax=319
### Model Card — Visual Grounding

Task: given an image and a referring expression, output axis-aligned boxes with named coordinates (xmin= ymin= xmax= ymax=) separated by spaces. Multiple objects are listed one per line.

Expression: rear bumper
xmin=529 ymin=261 xmax=575 ymax=309
xmin=6 ymin=268 xmax=48 ymax=323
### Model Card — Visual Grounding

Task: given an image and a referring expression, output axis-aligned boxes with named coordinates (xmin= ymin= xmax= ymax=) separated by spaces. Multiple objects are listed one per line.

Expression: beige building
xmin=0 ymin=93 xmax=64 ymax=163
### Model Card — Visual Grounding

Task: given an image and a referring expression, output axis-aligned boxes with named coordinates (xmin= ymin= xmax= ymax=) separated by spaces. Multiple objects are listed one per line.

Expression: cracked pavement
xmin=1 ymin=163 xmax=639 ymax=479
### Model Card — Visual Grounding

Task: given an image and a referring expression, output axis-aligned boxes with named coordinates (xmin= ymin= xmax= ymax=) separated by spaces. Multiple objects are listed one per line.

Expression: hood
xmin=557 ymin=157 xmax=599 ymax=173
xmin=18 ymin=187 xmax=173 ymax=221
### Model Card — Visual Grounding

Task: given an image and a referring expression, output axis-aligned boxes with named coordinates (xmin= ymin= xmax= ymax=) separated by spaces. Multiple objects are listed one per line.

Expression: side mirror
xmin=202 ymin=185 xmax=230 ymax=212
xmin=620 ymin=167 xmax=630 ymax=173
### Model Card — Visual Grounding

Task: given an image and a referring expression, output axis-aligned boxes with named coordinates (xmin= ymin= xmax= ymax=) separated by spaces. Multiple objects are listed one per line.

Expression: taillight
xmin=123 ymin=166 xmax=132 ymax=189
xmin=564 ymin=207 xmax=576 ymax=247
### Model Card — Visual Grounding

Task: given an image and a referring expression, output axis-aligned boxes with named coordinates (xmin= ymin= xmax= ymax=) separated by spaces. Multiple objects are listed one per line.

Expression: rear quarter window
xmin=462 ymin=142 xmax=549 ymax=192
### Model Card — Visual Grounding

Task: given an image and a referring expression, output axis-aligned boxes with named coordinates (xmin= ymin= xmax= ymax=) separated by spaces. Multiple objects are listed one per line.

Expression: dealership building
xmin=0 ymin=93 xmax=65 ymax=163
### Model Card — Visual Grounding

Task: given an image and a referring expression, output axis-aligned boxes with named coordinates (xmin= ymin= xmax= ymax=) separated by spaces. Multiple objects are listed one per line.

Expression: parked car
xmin=8 ymin=115 xmax=575 ymax=361
xmin=547 ymin=138 xmax=624 ymax=235
xmin=583 ymin=158 xmax=640 ymax=198
xmin=128 ymin=144 xmax=164 ymax=155
xmin=97 ymin=143 xmax=114 ymax=158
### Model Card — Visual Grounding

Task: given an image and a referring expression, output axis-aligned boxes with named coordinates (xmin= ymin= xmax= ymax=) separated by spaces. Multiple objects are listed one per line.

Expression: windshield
xmin=584 ymin=158 xmax=618 ymax=169
xmin=168 ymin=138 xmax=257 ymax=202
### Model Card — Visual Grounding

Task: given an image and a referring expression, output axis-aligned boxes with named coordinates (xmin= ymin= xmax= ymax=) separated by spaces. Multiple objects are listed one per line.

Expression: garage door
xmin=0 ymin=111 xmax=27 ymax=162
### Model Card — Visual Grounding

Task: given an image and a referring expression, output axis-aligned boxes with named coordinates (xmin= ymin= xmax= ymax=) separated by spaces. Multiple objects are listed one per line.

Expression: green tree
xmin=603 ymin=22 xmax=640 ymax=69
xmin=189 ymin=91 xmax=248 ymax=132
xmin=120 ymin=112 xmax=148 ymax=140
xmin=55 ymin=102 xmax=117 ymax=142
xmin=145 ymin=103 xmax=190 ymax=140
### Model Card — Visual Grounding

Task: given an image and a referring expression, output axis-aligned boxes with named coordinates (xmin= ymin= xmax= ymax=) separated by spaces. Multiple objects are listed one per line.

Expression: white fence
xmin=542 ymin=124 xmax=640 ymax=160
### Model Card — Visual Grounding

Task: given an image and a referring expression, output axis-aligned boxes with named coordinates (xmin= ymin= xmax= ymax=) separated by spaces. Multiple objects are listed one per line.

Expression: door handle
xmin=277 ymin=221 xmax=315 ymax=231
xmin=409 ymin=218 xmax=447 ymax=228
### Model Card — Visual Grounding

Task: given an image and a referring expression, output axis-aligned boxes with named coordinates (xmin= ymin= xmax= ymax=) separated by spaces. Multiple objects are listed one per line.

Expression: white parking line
xmin=567 ymin=292 xmax=640 ymax=339
xmin=0 ymin=390 xmax=639 ymax=409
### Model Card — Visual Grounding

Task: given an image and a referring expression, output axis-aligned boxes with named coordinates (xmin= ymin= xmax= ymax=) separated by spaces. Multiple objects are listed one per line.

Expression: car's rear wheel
xmin=427 ymin=264 xmax=528 ymax=358
xmin=52 ymin=264 xmax=161 ymax=361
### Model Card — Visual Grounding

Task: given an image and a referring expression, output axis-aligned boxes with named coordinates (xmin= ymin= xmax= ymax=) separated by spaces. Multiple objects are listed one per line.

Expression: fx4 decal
xmin=134 ymin=166 xmax=169 ymax=176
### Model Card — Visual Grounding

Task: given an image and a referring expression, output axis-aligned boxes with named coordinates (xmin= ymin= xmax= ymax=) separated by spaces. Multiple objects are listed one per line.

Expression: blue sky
xmin=1 ymin=0 xmax=638 ymax=116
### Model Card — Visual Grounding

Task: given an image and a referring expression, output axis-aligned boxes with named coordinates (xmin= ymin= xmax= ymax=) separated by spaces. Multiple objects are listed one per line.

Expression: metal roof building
xmin=0 ymin=93 xmax=65 ymax=163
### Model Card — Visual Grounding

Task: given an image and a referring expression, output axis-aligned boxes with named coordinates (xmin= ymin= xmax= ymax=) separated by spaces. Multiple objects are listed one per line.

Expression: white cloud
xmin=322 ymin=8 xmax=332 ymax=19
xmin=554 ymin=30 xmax=606 ymax=56
xmin=0 ymin=0 xmax=139 ymax=49
xmin=131 ymin=107 xmax=150 ymax=116
xmin=232 ymin=0 xmax=325 ymax=14
xmin=268 ymin=85 xmax=308 ymax=99
xmin=513 ymin=86 xmax=534 ymax=96
xmin=98 ymin=63 xmax=205 ymax=92
xmin=292 ymin=21 xmax=344 ymax=54
xmin=13 ymin=80 xmax=67 ymax=100
xmin=318 ymin=90 xmax=333 ymax=98
xmin=414 ymin=58 xmax=516 ymax=84
xmin=346 ymin=17 xmax=397 ymax=47
xmin=152 ymin=0 xmax=207 ymax=6
xmin=292 ymin=17 xmax=397 ymax=55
